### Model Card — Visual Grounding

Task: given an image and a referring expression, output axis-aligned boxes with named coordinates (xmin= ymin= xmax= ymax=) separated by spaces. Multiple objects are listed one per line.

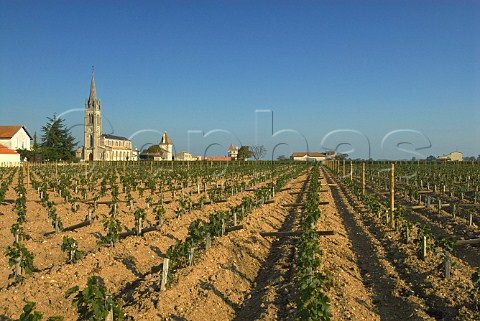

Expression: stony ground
xmin=0 ymin=166 xmax=478 ymax=320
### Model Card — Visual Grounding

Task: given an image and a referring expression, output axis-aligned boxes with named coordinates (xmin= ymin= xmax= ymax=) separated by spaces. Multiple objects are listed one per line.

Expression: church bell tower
xmin=83 ymin=69 xmax=102 ymax=161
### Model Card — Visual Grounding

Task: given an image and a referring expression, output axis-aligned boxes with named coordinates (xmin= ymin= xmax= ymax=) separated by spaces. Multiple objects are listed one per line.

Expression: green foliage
xmin=153 ymin=205 xmax=165 ymax=225
xmin=61 ymin=236 xmax=84 ymax=264
xmin=101 ymin=216 xmax=122 ymax=247
xmin=237 ymin=146 xmax=253 ymax=160
xmin=16 ymin=301 xmax=63 ymax=321
xmin=133 ymin=208 xmax=147 ymax=234
xmin=5 ymin=242 xmax=34 ymax=283
xmin=40 ymin=115 xmax=77 ymax=162
xmin=296 ymin=165 xmax=332 ymax=320
xmin=65 ymin=276 xmax=123 ymax=321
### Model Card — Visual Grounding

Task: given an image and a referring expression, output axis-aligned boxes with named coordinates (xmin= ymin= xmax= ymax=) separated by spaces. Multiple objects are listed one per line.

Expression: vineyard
xmin=0 ymin=160 xmax=479 ymax=320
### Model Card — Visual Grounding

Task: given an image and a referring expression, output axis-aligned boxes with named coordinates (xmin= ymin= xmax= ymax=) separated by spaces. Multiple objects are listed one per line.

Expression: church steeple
xmin=89 ymin=67 xmax=97 ymax=101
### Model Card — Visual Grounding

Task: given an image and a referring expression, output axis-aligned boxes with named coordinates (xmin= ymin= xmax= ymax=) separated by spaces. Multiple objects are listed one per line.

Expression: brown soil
xmin=0 ymin=166 xmax=478 ymax=320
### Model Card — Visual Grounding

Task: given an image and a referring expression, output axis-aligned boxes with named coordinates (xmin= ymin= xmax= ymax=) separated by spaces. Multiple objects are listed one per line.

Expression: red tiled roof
xmin=205 ymin=156 xmax=233 ymax=161
xmin=228 ymin=144 xmax=235 ymax=151
xmin=0 ymin=143 xmax=19 ymax=155
xmin=0 ymin=126 xmax=32 ymax=139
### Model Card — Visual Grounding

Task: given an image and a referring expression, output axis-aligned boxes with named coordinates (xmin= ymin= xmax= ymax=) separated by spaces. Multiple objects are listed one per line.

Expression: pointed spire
xmin=160 ymin=131 xmax=172 ymax=145
xmin=89 ymin=66 xmax=96 ymax=101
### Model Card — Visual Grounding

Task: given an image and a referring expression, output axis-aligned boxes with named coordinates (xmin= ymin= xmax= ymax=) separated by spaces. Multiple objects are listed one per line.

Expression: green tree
xmin=237 ymin=146 xmax=252 ymax=160
xmin=335 ymin=153 xmax=348 ymax=160
xmin=41 ymin=115 xmax=77 ymax=162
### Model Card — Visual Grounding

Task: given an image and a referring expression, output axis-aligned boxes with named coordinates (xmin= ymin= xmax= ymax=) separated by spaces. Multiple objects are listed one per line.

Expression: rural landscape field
xmin=0 ymin=160 xmax=479 ymax=320
xmin=1 ymin=1 xmax=479 ymax=320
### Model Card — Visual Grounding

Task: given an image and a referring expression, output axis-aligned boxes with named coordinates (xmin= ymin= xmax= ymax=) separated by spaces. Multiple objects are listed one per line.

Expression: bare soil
xmin=0 ymin=166 xmax=478 ymax=320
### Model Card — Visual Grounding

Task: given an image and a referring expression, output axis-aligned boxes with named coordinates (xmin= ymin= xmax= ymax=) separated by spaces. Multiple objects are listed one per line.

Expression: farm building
xmin=291 ymin=152 xmax=326 ymax=161
xmin=437 ymin=151 xmax=463 ymax=162
xmin=0 ymin=125 xmax=32 ymax=151
xmin=0 ymin=143 xmax=21 ymax=166
xmin=175 ymin=151 xmax=195 ymax=161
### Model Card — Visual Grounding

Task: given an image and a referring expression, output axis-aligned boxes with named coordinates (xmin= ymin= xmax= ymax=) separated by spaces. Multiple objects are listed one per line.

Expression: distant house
xmin=228 ymin=144 xmax=240 ymax=160
xmin=205 ymin=156 xmax=233 ymax=161
xmin=175 ymin=151 xmax=195 ymax=161
xmin=291 ymin=152 xmax=326 ymax=161
xmin=0 ymin=143 xmax=21 ymax=166
xmin=0 ymin=126 xmax=32 ymax=151
xmin=437 ymin=151 xmax=463 ymax=162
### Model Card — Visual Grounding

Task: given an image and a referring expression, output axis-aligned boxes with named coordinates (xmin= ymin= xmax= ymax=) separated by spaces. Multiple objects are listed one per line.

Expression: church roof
xmin=0 ymin=126 xmax=32 ymax=139
xmin=89 ymin=70 xmax=97 ymax=101
xmin=102 ymin=134 xmax=130 ymax=141
xmin=160 ymin=131 xmax=172 ymax=145
xmin=228 ymin=144 xmax=235 ymax=151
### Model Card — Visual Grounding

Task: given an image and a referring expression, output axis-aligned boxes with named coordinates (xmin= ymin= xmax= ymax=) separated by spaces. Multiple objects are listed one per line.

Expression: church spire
xmin=89 ymin=67 xmax=96 ymax=101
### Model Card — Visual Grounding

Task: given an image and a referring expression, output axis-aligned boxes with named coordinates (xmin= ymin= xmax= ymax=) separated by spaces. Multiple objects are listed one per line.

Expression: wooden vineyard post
xmin=106 ymin=306 xmax=114 ymax=321
xmin=233 ymin=210 xmax=237 ymax=226
xmin=188 ymin=247 xmax=195 ymax=266
xmin=342 ymin=160 xmax=346 ymax=177
xmin=422 ymin=236 xmax=427 ymax=260
xmin=160 ymin=258 xmax=169 ymax=291
xmin=349 ymin=161 xmax=353 ymax=182
xmin=26 ymin=162 xmax=30 ymax=186
xmin=205 ymin=232 xmax=211 ymax=250
xmin=390 ymin=163 xmax=395 ymax=228
xmin=469 ymin=211 xmax=473 ymax=227
xmin=444 ymin=250 xmax=451 ymax=279
xmin=362 ymin=162 xmax=366 ymax=195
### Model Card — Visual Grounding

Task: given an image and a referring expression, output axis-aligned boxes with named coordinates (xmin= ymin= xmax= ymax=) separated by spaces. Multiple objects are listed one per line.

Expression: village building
xmin=0 ymin=143 xmax=21 ymax=166
xmin=0 ymin=126 xmax=32 ymax=151
xmin=291 ymin=152 xmax=327 ymax=161
xmin=228 ymin=144 xmax=240 ymax=160
xmin=77 ymin=71 xmax=136 ymax=161
xmin=139 ymin=132 xmax=173 ymax=161
xmin=437 ymin=151 xmax=463 ymax=162
xmin=175 ymin=151 xmax=195 ymax=161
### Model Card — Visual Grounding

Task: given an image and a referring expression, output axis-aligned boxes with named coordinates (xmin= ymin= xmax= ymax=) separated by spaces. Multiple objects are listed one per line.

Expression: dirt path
xmin=322 ymin=168 xmax=432 ymax=320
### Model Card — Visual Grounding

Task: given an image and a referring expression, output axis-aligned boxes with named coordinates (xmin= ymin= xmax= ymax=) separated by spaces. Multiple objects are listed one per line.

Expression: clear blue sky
xmin=1 ymin=0 xmax=479 ymax=160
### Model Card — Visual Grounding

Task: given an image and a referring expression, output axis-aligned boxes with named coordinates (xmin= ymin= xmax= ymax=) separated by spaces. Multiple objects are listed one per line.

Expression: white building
xmin=228 ymin=144 xmax=240 ymax=160
xmin=437 ymin=151 xmax=463 ymax=162
xmin=159 ymin=131 xmax=173 ymax=161
xmin=0 ymin=143 xmax=21 ymax=166
xmin=175 ymin=151 xmax=195 ymax=161
xmin=0 ymin=126 xmax=32 ymax=151
xmin=291 ymin=152 xmax=326 ymax=161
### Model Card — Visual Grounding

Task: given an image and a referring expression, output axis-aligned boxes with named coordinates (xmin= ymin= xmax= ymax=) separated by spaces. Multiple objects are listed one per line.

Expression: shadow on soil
xmin=232 ymin=174 xmax=309 ymax=321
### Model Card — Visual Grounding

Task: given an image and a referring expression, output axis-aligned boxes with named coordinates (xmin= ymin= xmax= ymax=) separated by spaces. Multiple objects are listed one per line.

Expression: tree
xmin=41 ymin=115 xmax=77 ymax=162
xmin=277 ymin=155 xmax=288 ymax=161
xmin=335 ymin=153 xmax=348 ymax=160
xmin=250 ymin=145 xmax=266 ymax=160
xmin=426 ymin=155 xmax=436 ymax=161
xmin=237 ymin=146 xmax=252 ymax=160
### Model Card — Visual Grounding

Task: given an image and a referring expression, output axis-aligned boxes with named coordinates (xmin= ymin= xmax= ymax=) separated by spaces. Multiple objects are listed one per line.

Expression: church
xmin=77 ymin=70 xmax=173 ymax=161
xmin=78 ymin=71 xmax=136 ymax=161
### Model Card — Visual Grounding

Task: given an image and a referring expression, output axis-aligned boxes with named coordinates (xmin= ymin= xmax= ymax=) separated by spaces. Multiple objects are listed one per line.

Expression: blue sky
xmin=1 ymin=0 xmax=479 ymax=159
